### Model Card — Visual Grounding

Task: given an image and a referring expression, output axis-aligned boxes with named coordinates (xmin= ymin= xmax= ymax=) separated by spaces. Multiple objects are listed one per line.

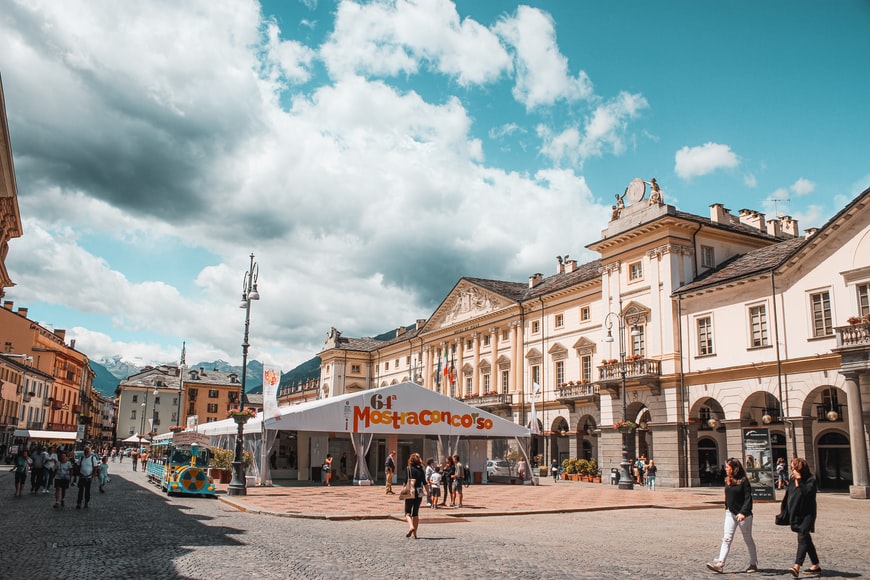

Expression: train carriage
xmin=146 ymin=432 xmax=216 ymax=497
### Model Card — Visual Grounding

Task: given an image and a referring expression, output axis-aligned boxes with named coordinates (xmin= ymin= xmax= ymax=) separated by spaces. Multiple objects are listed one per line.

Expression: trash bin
xmin=610 ymin=468 xmax=620 ymax=485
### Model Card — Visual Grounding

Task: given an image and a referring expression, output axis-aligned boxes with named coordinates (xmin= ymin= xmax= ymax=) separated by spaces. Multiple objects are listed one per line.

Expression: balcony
xmin=556 ymin=382 xmax=600 ymax=410
xmin=834 ymin=322 xmax=870 ymax=375
xmin=460 ymin=392 xmax=512 ymax=410
xmin=597 ymin=358 xmax=662 ymax=396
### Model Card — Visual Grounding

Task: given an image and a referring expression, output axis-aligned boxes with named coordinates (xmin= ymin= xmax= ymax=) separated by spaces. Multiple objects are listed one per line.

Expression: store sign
xmin=742 ymin=428 xmax=775 ymax=500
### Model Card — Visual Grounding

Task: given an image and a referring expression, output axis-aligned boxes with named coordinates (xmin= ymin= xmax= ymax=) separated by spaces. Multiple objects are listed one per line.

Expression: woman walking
xmin=54 ymin=451 xmax=73 ymax=507
xmin=440 ymin=456 xmax=454 ymax=507
xmin=706 ymin=458 xmax=758 ymax=574
xmin=645 ymin=459 xmax=657 ymax=491
xmin=403 ymin=453 xmax=428 ymax=539
xmin=11 ymin=448 xmax=30 ymax=497
xmin=778 ymin=457 xmax=821 ymax=577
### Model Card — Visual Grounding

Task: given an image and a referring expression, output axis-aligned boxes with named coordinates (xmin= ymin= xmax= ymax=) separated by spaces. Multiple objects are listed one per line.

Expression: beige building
xmin=317 ymin=180 xmax=870 ymax=497
xmin=0 ymin=76 xmax=23 ymax=300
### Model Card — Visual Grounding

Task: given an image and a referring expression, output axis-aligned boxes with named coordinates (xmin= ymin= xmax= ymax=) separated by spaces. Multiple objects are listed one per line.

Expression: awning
xmin=12 ymin=429 xmax=77 ymax=441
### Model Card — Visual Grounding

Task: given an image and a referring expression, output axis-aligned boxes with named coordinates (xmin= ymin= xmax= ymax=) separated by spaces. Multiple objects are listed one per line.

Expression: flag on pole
xmin=436 ymin=352 xmax=442 ymax=387
xmin=263 ymin=364 xmax=282 ymax=420
xmin=530 ymin=382 xmax=541 ymax=434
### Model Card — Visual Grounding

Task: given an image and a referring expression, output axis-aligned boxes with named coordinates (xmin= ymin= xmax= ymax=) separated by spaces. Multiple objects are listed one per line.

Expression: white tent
xmin=264 ymin=381 xmax=532 ymax=485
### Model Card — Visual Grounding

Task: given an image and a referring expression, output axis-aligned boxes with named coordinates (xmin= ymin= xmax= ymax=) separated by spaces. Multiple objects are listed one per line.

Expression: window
xmin=130 ymin=410 xmax=137 ymax=420
xmin=501 ymin=370 xmax=509 ymax=394
xmin=482 ymin=374 xmax=490 ymax=393
xmin=483 ymin=334 xmax=490 ymax=347
xmin=405 ymin=356 xmax=410 ymax=366
xmin=858 ymin=283 xmax=869 ymax=317
xmin=631 ymin=325 xmax=646 ymax=357
xmin=554 ymin=313 xmax=564 ymax=328
xmin=697 ymin=316 xmax=714 ymax=356
xmin=580 ymin=306 xmax=591 ymax=321
xmin=555 ymin=360 xmax=565 ymax=385
xmin=810 ymin=291 xmax=833 ymax=337
xmin=153 ymin=412 xmax=160 ymax=425
xmin=502 ymin=329 xmax=510 ymax=341
xmin=531 ymin=320 xmax=540 ymax=334
xmin=206 ymin=417 xmax=216 ymax=423
xmin=531 ymin=365 xmax=540 ymax=386
xmin=581 ymin=355 xmax=592 ymax=383
xmin=154 ymin=396 xmax=161 ymax=405
xmin=384 ymin=361 xmax=390 ymax=371
xmin=465 ymin=377 xmax=472 ymax=395
xmin=466 ymin=340 xmax=473 ymax=349
xmin=208 ymin=389 xmax=219 ymax=398
xmin=207 ymin=404 xmax=218 ymax=413
xmin=629 ymin=261 xmax=643 ymax=281
xmin=395 ymin=358 xmax=400 ymax=368
xmin=701 ymin=245 xmax=715 ymax=268
xmin=351 ymin=364 xmax=361 ymax=374
xmin=749 ymin=304 xmax=769 ymax=347
xmin=132 ymin=395 xmax=138 ymax=404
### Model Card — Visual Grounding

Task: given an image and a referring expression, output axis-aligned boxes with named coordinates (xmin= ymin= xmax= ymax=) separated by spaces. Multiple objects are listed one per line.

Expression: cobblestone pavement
xmin=1 ymin=468 xmax=867 ymax=579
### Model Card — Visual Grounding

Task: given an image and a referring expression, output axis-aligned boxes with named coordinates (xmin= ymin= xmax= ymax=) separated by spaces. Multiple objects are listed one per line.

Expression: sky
xmin=1 ymin=0 xmax=869 ymax=372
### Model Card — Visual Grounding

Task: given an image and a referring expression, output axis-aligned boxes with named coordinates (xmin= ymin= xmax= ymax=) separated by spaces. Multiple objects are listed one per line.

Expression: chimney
xmin=556 ymin=257 xmax=565 ymax=274
xmin=416 ymin=318 xmax=426 ymax=329
xmin=70 ymin=339 xmax=76 ymax=349
xmin=565 ymin=259 xmax=578 ymax=273
xmin=3 ymin=301 xmax=12 ymax=310
xmin=766 ymin=218 xmax=782 ymax=238
xmin=738 ymin=209 xmax=766 ymax=231
xmin=55 ymin=329 xmax=66 ymax=342
xmin=780 ymin=215 xmax=799 ymax=238
xmin=709 ymin=204 xmax=733 ymax=224
xmin=529 ymin=273 xmax=543 ymax=288
xmin=17 ymin=307 xmax=28 ymax=318
xmin=396 ymin=326 xmax=406 ymax=337
xmin=804 ymin=227 xmax=819 ymax=239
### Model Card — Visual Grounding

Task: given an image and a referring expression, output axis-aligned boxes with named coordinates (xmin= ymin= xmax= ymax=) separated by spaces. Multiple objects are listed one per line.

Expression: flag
xmin=530 ymin=382 xmax=541 ymax=434
xmin=263 ymin=364 xmax=282 ymax=420
xmin=436 ymin=353 xmax=441 ymax=386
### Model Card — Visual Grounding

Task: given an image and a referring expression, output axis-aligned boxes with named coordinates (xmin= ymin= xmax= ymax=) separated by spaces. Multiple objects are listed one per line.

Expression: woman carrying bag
xmin=401 ymin=453 xmax=428 ymax=539
xmin=777 ymin=457 xmax=822 ymax=577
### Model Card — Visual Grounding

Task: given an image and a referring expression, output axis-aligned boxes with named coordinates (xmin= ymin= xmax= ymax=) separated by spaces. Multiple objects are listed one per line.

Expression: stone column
xmin=422 ymin=346 xmax=430 ymax=390
xmin=510 ymin=322 xmax=520 ymax=393
xmin=456 ymin=337 xmax=464 ymax=397
xmin=843 ymin=372 xmax=870 ymax=498
xmin=471 ymin=333 xmax=480 ymax=395
xmin=490 ymin=326 xmax=499 ymax=392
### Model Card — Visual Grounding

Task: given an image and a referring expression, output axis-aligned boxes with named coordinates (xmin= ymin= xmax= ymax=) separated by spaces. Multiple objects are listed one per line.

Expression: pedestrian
xmin=44 ymin=445 xmax=59 ymax=493
xmin=11 ymin=448 xmax=31 ymax=497
xmin=53 ymin=451 xmax=73 ymax=508
xmin=384 ymin=450 xmax=396 ymax=494
xmin=424 ymin=458 xmax=436 ymax=506
xmin=428 ymin=464 xmax=442 ymax=509
xmin=131 ymin=448 xmax=139 ymax=471
xmin=322 ymin=453 xmax=332 ymax=486
xmin=76 ymin=446 xmax=100 ymax=509
xmin=119 ymin=448 xmax=124 ymax=463
xmin=777 ymin=457 xmax=822 ymax=577
xmin=706 ymin=458 xmax=758 ymax=574
xmin=775 ymin=457 xmax=787 ymax=490
xmin=98 ymin=455 xmax=110 ymax=493
xmin=517 ymin=457 xmax=527 ymax=482
xmin=403 ymin=452 xmax=428 ymax=539
xmin=451 ymin=454 xmax=464 ymax=507
xmin=646 ymin=459 xmax=657 ymax=491
xmin=551 ymin=458 xmax=559 ymax=482
xmin=339 ymin=452 xmax=348 ymax=481
xmin=30 ymin=445 xmax=46 ymax=494
xmin=441 ymin=456 xmax=453 ymax=506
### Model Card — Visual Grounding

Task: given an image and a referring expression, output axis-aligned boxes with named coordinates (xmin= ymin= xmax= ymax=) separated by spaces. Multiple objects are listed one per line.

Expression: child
xmin=428 ymin=468 xmax=442 ymax=509
xmin=98 ymin=456 xmax=110 ymax=492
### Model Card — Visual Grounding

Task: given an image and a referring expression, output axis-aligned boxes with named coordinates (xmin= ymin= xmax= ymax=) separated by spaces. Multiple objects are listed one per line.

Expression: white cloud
xmin=538 ymin=92 xmax=648 ymax=166
xmin=494 ymin=5 xmax=593 ymax=110
xmin=744 ymin=173 xmax=757 ymax=188
xmin=674 ymin=142 xmax=740 ymax=180
xmin=320 ymin=0 xmax=511 ymax=86
xmin=789 ymin=177 xmax=816 ymax=197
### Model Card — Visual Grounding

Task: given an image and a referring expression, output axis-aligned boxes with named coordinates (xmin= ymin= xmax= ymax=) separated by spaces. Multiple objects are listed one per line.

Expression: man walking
xmin=384 ymin=450 xmax=396 ymax=494
xmin=452 ymin=454 xmax=464 ymax=508
xmin=76 ymin=446 xmax=100 ymax=509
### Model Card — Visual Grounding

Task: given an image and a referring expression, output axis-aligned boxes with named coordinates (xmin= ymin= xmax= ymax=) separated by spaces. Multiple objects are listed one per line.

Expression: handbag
xmin=398 ymin=467 xmax=417 ymax=500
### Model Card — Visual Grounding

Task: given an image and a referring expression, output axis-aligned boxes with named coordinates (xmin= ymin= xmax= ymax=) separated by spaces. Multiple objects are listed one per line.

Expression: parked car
xmin=486 ymin=459 xmax=511 ymax=478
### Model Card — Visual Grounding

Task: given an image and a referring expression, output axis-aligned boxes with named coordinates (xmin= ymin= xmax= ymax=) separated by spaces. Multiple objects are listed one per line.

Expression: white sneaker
xmin=43 ymin=489 xmax=50 ymax=494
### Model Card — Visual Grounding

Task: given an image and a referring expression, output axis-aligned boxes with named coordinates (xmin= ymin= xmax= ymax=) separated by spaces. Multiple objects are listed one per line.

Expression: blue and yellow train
xmin=146 ymin=432 xmax=216 ymax=497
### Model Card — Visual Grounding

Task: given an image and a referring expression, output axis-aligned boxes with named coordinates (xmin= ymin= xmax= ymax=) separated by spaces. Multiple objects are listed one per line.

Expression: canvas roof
xmin=264 ymin=381 xmax=530 ymax=438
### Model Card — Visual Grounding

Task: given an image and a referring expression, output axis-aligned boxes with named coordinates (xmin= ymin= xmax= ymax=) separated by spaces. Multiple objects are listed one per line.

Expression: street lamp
xmin=228 ymin=253 xmax=259 ymax=496
xmin=604 ymin=301 xmax=643 ymax=491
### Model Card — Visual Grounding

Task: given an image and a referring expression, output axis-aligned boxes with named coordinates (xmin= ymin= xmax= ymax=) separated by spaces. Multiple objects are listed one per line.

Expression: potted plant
xmin=847 ymin=316 xmax=867 ymax=325
xmin=575 ymin=459 xmax=589 ymax=481
xmin=226 ymin=408 xmax=257 ymax=423
xmin=209 ymin=447 xmax=235 ymax=483
xmin=587 ymin=459 xmax=601 ymax=483
xmin=169 ymin=425 xmax=185 ymax=434
xmin=613 ymin=420 xmax=637 ymax=433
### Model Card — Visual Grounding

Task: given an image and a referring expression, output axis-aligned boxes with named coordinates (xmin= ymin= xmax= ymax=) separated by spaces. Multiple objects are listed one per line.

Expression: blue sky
xmin=1 ymin=0 xmax=868 ymax=371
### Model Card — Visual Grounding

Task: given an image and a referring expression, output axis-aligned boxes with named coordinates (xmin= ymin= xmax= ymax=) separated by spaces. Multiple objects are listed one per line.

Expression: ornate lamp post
xmin=227 ymin=253 xmax=259 ymax=496
xmin=604 ymin=302 xmax=642 ymax=490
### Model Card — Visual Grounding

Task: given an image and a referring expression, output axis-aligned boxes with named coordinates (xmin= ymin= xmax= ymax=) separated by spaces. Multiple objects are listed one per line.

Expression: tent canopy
xmin=13 ymin=429 xmax=77 ymax=441
xmin=265 ymin=381 xmax=531 ymax=438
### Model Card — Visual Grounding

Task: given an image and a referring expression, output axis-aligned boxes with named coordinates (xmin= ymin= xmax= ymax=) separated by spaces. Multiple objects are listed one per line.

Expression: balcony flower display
xmin=612 ymin=420 xmax=637 ymax=433
xmin=146 ymin=430 xmax=158 ymax=438
xmin=226 ymin=408 xmax=257 ymax=420
xmin=169 ymin=425 xmax=185 ymax=433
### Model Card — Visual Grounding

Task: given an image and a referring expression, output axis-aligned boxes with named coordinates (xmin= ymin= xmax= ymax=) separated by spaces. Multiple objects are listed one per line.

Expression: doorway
xmin=817 ymin=431 xmax=851 ymax=491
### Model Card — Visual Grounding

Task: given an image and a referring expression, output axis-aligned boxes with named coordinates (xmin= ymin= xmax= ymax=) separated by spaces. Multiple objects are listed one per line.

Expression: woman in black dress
xmin=441 ymin=456 xmax=454 ymax=507
xmin=779 ymin=457 xmax=821 ymax=577
xmin=404 ymin=453 xmax=428 ymax=539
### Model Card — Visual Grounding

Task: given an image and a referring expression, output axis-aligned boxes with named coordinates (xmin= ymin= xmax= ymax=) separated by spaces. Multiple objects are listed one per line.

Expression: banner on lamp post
xmin=263 ymin=364 xmax=282 ymax=420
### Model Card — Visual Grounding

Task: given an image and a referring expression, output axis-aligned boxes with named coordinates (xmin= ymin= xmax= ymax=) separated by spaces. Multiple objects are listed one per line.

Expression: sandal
xmin=804 ymin=566 xmax=822 ymax=576
xmin=789 ymin=566 xmax=800 ymax=578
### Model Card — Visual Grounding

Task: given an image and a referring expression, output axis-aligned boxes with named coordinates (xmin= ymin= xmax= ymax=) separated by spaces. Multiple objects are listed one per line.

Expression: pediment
xmin=547 ymin=342 xmax=567 ymax=355
xmin=429 ymin=281 xmax=510 ymax=329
